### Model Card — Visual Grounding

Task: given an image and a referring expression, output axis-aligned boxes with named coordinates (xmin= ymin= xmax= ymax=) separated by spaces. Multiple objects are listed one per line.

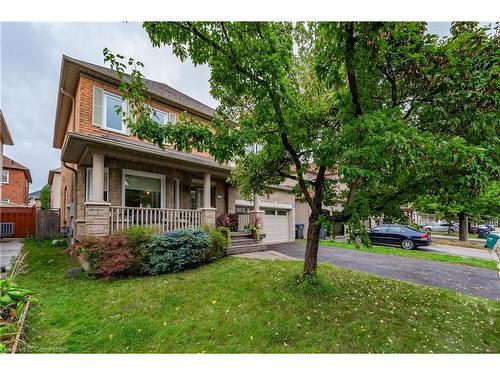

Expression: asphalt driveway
xmin=268 ymin=242 xmax=500 ymax=300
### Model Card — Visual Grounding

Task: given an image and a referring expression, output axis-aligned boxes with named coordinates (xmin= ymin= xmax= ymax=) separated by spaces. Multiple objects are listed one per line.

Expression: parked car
xmin=422 ymin=223 xmax=458 ymax=233
xmin=355 ymin=224 xmax=432 ymax=250
xmin=470 ymin=225 xmax=491 ymax=234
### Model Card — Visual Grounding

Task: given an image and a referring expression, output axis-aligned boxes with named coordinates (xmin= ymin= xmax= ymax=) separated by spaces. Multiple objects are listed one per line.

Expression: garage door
xmin=263 ymin=209 xmax=290 ymax=243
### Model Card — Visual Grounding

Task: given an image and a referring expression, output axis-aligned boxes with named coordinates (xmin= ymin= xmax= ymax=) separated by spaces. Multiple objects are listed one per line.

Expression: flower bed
xmin=67 ymin=225 xmax=228 ymax=279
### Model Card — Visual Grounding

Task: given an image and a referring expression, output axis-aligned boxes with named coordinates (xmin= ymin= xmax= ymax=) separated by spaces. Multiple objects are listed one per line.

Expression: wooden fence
xmin=35 ymin=209 xmax=60 ymax=239
xmin=0 ymin=207 xmax=36 ymax=238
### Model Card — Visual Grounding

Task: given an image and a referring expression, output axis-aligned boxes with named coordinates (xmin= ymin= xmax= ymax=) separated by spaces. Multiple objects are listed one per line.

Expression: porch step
xmin=230 ymin=231 xmax=253 ymax=238
xmin=231 ymin=238 xmax=259 ymax=246
xmin=227 ymin=243 xmax=267 ymax=255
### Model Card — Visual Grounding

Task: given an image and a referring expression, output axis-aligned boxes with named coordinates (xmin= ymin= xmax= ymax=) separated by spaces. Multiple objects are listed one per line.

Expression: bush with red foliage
xmin=67 ymin=235 xmax=137 ymax=278
xmin=93 ymin=235 xmax=136 ymax=278
xmin=216 ymin=213 xmax=238 ymax=230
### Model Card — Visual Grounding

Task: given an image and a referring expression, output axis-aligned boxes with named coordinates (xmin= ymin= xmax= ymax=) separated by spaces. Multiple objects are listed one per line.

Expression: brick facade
xmin=75 ymin=75 xmax=212 ymax=159
xmin=2 ymin=167 xmax=29 ymax=206
xmin=55 ymin=65 xmax=295 ymax=241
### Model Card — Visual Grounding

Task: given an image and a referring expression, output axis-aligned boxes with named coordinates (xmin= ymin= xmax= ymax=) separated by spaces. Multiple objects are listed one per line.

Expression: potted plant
xmin=247 ymin=216 xmax=263 ymax=241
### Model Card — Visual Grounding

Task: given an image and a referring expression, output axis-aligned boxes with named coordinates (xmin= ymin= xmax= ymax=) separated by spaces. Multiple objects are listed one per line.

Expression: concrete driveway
xmin=0 ymin=239 xmax=23 ymax=271
xmin=268 ymin=242 xmax=500 ymax=300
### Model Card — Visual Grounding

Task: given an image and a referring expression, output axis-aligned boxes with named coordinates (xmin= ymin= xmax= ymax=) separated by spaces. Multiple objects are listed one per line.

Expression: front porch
xmin=61 ymin=132 xmax=266 ymax=240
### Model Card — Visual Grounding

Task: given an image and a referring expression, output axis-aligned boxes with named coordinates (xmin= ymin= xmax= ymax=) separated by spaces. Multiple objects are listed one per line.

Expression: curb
xmin=491 ymin=246 xmax=500 ymax=282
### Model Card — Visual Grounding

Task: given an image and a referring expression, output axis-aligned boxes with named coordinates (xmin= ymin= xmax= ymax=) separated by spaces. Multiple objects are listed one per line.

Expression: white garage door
xmin=263 ymin=209 xmax=290 ymax=243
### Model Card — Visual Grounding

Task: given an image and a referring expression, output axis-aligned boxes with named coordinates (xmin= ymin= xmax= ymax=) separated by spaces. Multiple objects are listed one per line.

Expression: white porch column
xmin=92 ymin=153 xmax=105 ymax=202
xmin=249 ymin=192 xmax=264 ymax=241
xmin=203 ymin=172 xmax=211 ymax=208
xmin=84 ymin=152 xmax=110 ymax=237
xmin=200 ymin=172 xmax=216 ymax=226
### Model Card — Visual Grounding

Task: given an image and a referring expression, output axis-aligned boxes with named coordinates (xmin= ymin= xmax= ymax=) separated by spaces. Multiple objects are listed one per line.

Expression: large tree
xmin=105 ymin=22 xmax=497 ymax=276
xmin=410 ymin=22 xmax=499 ymax=240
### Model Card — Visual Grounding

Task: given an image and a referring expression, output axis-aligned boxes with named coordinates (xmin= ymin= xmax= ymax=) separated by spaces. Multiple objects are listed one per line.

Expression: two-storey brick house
xmin=1 ymin=110 xmax=14 ymax=205
xmin=53 ymin=56 xmax=295 ymax=243
xmin=1 ymin=156 xmax=32 ymax=207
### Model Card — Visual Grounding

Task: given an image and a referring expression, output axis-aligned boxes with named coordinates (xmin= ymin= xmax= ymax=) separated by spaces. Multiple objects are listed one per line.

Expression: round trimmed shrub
xmin=148 ymin=229 xmax=211 ymax=275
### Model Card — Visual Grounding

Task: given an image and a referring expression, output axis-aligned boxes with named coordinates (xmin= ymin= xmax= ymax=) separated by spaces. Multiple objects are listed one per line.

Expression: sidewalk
xmin=423 ymin=243 xmax=493 ymax=260
xmin=0 ymin=239 xmax=23 ymax=270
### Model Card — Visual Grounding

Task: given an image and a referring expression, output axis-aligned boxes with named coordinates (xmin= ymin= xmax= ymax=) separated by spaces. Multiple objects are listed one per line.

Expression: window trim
xmin=101 ymin=90 xmax=128 ymax=134
xmin=151 ymin=108 xmax=177 ymax=125
xmin=121 ymin=169 xmax=166 ymax=208
xmin=1 ymin=169 xmax=9 ymax=184
xmin=85 ymin=168 xmax=109 ymax=202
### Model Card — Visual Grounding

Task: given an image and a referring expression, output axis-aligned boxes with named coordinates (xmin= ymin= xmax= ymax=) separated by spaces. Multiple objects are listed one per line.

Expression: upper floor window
xmin=245 ymin=143 xmax=263 ymax=154
xmin=150 ymin=109 xmax=177 ymax=125
xmin=93 ymin=86 xmax=127 ymax=133
xmin=1 ymin=170 xmax=8 ymax=184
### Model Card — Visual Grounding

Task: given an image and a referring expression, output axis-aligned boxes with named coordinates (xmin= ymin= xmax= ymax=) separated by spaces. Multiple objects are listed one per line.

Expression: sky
xmin=0 ymin=22 xmax=455 ymax=191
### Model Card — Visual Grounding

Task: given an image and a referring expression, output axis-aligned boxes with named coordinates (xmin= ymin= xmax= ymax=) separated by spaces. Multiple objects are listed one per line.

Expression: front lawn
xmin=16 ymin=240 xmax=500 ymax=353
xmin=319 ymin=240 xmax=498 ymax=270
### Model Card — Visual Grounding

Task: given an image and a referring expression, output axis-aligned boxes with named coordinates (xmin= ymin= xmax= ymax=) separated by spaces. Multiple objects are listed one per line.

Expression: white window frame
xmin=151 ymin=108 xmax=177 ymax=125
xmin=173 ymin=178 xmax=181 ymax=209
xmin=1 ymin=169 xmax=9 ymax=184
xmin=95 ymin=87 xmax=128 ymax=134
xmin=121 ymin=169 xmax=166 ymax=208
xmin=85 ymin=168 xmax=109 ymax=202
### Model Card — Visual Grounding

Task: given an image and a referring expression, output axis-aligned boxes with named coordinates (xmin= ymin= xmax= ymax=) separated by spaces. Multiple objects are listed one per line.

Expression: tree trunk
xmin=458 ymin=212 xmax=469 ymax=241
xmin=303 ymin=214 xmax=321 ymax=276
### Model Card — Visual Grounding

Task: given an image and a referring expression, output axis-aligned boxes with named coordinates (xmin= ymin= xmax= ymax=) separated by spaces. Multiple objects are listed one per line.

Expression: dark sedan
xmin=355 ymin=224 xmax=432 ymax=250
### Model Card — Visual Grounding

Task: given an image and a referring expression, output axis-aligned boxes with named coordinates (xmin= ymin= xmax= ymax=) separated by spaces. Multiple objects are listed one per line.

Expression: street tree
xmin=104 ymin=22 xmax=497 ymax=276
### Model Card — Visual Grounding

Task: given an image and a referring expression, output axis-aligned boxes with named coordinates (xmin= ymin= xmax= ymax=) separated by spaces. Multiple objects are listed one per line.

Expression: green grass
xmin=318 ymin=240 xmax=498 ymax=271
xmin=15 ymin=240 xmax=500 ymax=353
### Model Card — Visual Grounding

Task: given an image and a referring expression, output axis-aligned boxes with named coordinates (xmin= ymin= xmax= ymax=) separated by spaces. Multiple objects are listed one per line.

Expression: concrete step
xmin=230 ymin=231 xmax=252 ymax=238
xmin=227 ymin=243 xmax=267 ymax=255
xmin=231 ymin=238 xmax=259 ymax=246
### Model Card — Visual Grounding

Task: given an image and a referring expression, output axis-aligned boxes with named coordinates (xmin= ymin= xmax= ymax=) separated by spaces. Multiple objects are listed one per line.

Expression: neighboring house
xmin=52 ymin=56 xmax=295 ymax=243
xmin=48 ymin=168 xmax=61 ymax=210
xmin=1 ymin=156 xmax=32 ymax=207
xmin=29 ymin=189 xmax=41 ymax=208
xmin=0 ymin=110 xmax=14 ymax=205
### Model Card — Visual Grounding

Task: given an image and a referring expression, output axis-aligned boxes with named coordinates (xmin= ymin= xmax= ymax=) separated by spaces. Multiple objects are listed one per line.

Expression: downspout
xmin=60 ymin=88 xmax=78 ymax=243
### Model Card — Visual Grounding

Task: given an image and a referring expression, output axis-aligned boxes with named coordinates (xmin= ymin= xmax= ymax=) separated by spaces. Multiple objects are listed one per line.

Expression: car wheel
xmin=401 ymin=239 xmax=415 ymax=250
xmin=354 ymin=235 xmax=362 ymax=244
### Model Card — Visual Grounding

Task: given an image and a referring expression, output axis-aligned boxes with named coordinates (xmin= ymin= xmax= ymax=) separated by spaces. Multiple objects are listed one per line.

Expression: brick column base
xmin=200 ymin=208 xmax=217 ymax=226
xmin=84 ymin=201 xmax=111 ymax=237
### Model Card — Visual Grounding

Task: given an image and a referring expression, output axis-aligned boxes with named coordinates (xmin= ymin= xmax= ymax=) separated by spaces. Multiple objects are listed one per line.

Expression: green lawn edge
xmin=13 ymin=240 xmax=500 ymax=353
xmin=315 ymin=239 xmax=498 ymax=270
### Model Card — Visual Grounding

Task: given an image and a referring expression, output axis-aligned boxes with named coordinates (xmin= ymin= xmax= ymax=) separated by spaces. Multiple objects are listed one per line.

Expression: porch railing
xmin=110 ymin=207 xmax=202 ymax=233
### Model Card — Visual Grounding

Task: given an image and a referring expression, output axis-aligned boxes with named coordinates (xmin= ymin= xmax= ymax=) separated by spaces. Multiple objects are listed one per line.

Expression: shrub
xmin=202 ymin=224 xmax=228 ymax=259
xmin=123 ymin=226 xmax=160 ymax=274
xmin=67 ymin=235 xmax=136 ymax=278
xmin=216 ymin=213 xmax=238 ymax=230
xmin=92 ymin=235 xmax=136 ymax=278
xmin=66 ymin=236 xmax=100 ymax=265
xmin=148 ymin=229 xmax=211 ymax=275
